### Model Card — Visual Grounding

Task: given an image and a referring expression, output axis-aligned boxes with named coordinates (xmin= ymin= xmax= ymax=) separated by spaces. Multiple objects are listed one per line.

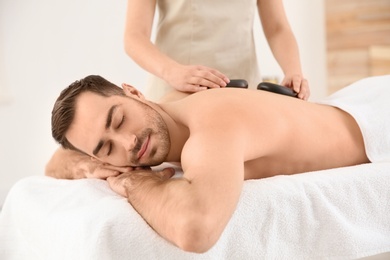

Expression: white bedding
xmin=319 ymin=75 xmax=390 ymax=163
xmin=1 ymin=162 xmax=390 ymax=260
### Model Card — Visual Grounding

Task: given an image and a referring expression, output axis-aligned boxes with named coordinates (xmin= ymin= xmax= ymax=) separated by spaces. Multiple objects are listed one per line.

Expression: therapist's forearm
xmin=267 ymin=29 xmax=303 ymax=76
xmin=124 ymin=33 xmax=179 ymax=82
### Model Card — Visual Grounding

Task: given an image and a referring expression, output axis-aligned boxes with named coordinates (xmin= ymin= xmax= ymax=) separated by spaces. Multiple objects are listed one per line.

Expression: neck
xmin=147 ymin=101 xmax=189 ymax=163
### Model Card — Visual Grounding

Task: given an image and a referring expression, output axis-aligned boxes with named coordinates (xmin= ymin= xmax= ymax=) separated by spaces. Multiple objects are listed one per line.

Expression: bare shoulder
xmin=169 ymin=89 xmax=249 ymax=126
xmin=172 ymin=88 xmax=304 ymax=125
xmin=175 ymin=89 xmax=288 ymax=164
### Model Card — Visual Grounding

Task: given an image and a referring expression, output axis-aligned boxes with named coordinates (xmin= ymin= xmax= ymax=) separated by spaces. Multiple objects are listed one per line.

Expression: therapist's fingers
xmin=167 ymin=64 xmax=229 ymax=93
xmin=282 ymin=75 xmax=310 ymax=100
xmin=205 ymin=67 xmax=230 ymax=87
xmin=297 ymin=79 xmax=310 ymax=100
xmin=185 ymin=77 xmax=224 ymax=92
xmin=292 ymin=77 xmax=302 ymax=94
xmin=282 ymin=74 xmax=302 ymax=93
xmin=185 ymin=66 xmax=229 ymax=90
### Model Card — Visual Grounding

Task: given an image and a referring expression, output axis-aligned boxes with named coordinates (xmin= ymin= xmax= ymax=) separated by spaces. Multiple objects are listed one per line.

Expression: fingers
xmin=106 ymin=175 xmax=128 ymax=197
xmin=156 ymin=167 xmax=175 ymax=180
xmin=105 ymin=164 xmax=134 ymax=172
xmin=175 ymin=65 xmax=230 ymax=93
xmin=291 ymin=77 xmax=310 ymax=100
xmin=297 ymin=79 xmax=310 ymax=100
xmin=192 ymin=66 xmax=230 ymax=89
xmin=106 ymin=167 xmax=174 ymax=197
xmin=282 ymin=75 xmax=310 ymax=101
xmin=86 ymin=163 xmax=136 ymax=180
xmin=107 ymin=167 xmax=174 ymax=181
xmin=208 ymin=68 xmax=230 ymax=86
xmin=291 ymin=77 xmax=302 ymax=94
xmin=86 ymin=167 xmax=121 ymax=179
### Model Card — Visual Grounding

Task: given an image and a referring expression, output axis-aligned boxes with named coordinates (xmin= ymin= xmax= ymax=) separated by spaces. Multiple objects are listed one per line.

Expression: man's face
xmin=66 ymin=91 xmax=170 ymax=167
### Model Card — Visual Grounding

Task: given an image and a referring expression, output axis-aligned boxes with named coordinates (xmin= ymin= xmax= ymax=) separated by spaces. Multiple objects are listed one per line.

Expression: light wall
xmin=0 ymin=0 xmax=326 ymax=206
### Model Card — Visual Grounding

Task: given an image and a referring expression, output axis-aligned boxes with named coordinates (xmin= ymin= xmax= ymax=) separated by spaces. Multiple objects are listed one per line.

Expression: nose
xmin=115 ymin=133 xmax=137 ymax=152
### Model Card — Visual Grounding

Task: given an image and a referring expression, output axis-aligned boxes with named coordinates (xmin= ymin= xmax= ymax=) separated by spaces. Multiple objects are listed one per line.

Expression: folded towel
xmin=1 ymin=163 xmax=390 ymax=259
xmin=319 ymin=75 xmax=390 ymax=162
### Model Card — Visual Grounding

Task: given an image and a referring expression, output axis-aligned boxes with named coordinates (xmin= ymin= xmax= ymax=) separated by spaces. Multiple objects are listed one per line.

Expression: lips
xmin=137 ymin=135 xmax=150 ymax=160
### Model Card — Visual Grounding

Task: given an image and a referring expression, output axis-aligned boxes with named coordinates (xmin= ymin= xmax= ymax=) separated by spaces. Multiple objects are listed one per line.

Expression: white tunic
xmin=146 ymin=0 xmax=261 ymax=101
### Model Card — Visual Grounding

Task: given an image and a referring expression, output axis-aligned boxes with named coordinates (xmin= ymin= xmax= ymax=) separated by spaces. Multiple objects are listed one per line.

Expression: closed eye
xmin=107 ymin=115 xmax=124 ymax=156
xmin=107 ymin=142 xmax=112 ymax=156
xmin=117 ymin=115 xmax=125 ymax=129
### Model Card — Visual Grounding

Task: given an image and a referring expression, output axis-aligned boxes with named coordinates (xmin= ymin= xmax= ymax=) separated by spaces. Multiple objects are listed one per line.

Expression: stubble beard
xmin=128 ymin=104 xmax=171 ymax=167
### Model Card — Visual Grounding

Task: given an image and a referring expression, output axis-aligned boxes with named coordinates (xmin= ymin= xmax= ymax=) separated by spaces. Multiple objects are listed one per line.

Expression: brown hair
xmin=51 ymin=75 xmax=125 ymax=150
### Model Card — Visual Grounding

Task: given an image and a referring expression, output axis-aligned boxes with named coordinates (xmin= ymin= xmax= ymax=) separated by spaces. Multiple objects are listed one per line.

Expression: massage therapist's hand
xmin=281 ymin=74 xmax=310 ymax=101
xmin=107 ymin=167 xmax=175 ymax=198
xmin=164 ymin=64 xmax=230 ymax=93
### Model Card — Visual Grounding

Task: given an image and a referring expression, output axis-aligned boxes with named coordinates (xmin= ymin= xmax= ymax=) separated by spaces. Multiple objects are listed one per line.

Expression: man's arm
xmin=107 ymin=126 xmax=246 ymax=253
xmin=45 ymin=147 xmax=132 ymax=179
xmin=45 ymin=148 xmax=90 ymax=179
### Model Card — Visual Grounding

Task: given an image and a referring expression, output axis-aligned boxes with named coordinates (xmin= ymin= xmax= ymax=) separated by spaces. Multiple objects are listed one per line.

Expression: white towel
xmin=319 ymin=75 xmax=390 ymax=162
xmin=1 ymin=163 xmax=390 ymax=259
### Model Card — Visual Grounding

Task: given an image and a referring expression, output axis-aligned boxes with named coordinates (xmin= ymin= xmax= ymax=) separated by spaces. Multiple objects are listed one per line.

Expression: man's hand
xmin=281 ymin=74 xmax=310 ymax=100
xmin=107 ymin=167 xmax=175 ymax=197
xmin=45 ymin=148 xmax=134 ymax=179
xmin=84 ymin=160 xmax=134 ymax=179
xmin=163 ymin=64 xmax=230 ymax=93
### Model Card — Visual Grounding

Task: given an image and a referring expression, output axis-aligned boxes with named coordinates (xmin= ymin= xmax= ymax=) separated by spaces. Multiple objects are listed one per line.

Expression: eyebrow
xmin=105 ymin=105 xmax=118 ymax=129
xmin=92 ymin=105 xmax=118 ymax=156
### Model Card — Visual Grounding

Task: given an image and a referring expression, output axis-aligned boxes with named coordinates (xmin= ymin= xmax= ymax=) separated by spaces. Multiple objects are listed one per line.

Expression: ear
xmin=121 ymin=83 xmax=145 ymax=100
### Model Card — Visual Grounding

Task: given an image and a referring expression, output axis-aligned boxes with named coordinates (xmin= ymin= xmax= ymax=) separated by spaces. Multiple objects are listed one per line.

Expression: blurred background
xmin=0 ymin=0 xmax=389 ymax=207
xmin=326 ymin=0 xmax=390 ymax=93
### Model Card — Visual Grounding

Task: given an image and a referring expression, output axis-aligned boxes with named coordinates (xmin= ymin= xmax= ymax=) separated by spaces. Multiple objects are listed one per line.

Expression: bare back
xmin=161 ymin=88 xmax=369 ymax=179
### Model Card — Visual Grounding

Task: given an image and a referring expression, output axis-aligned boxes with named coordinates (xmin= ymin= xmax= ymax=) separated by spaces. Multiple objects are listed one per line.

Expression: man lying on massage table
xmin=46 ymin=75 xmax=390 ymax=253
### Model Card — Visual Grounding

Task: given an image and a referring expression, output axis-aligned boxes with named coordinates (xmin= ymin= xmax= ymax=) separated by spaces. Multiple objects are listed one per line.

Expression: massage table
xmin=1 ymin=162 xmax=390 ymax=259
xmin=1 ymin=75 xmax=390 ymax=259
